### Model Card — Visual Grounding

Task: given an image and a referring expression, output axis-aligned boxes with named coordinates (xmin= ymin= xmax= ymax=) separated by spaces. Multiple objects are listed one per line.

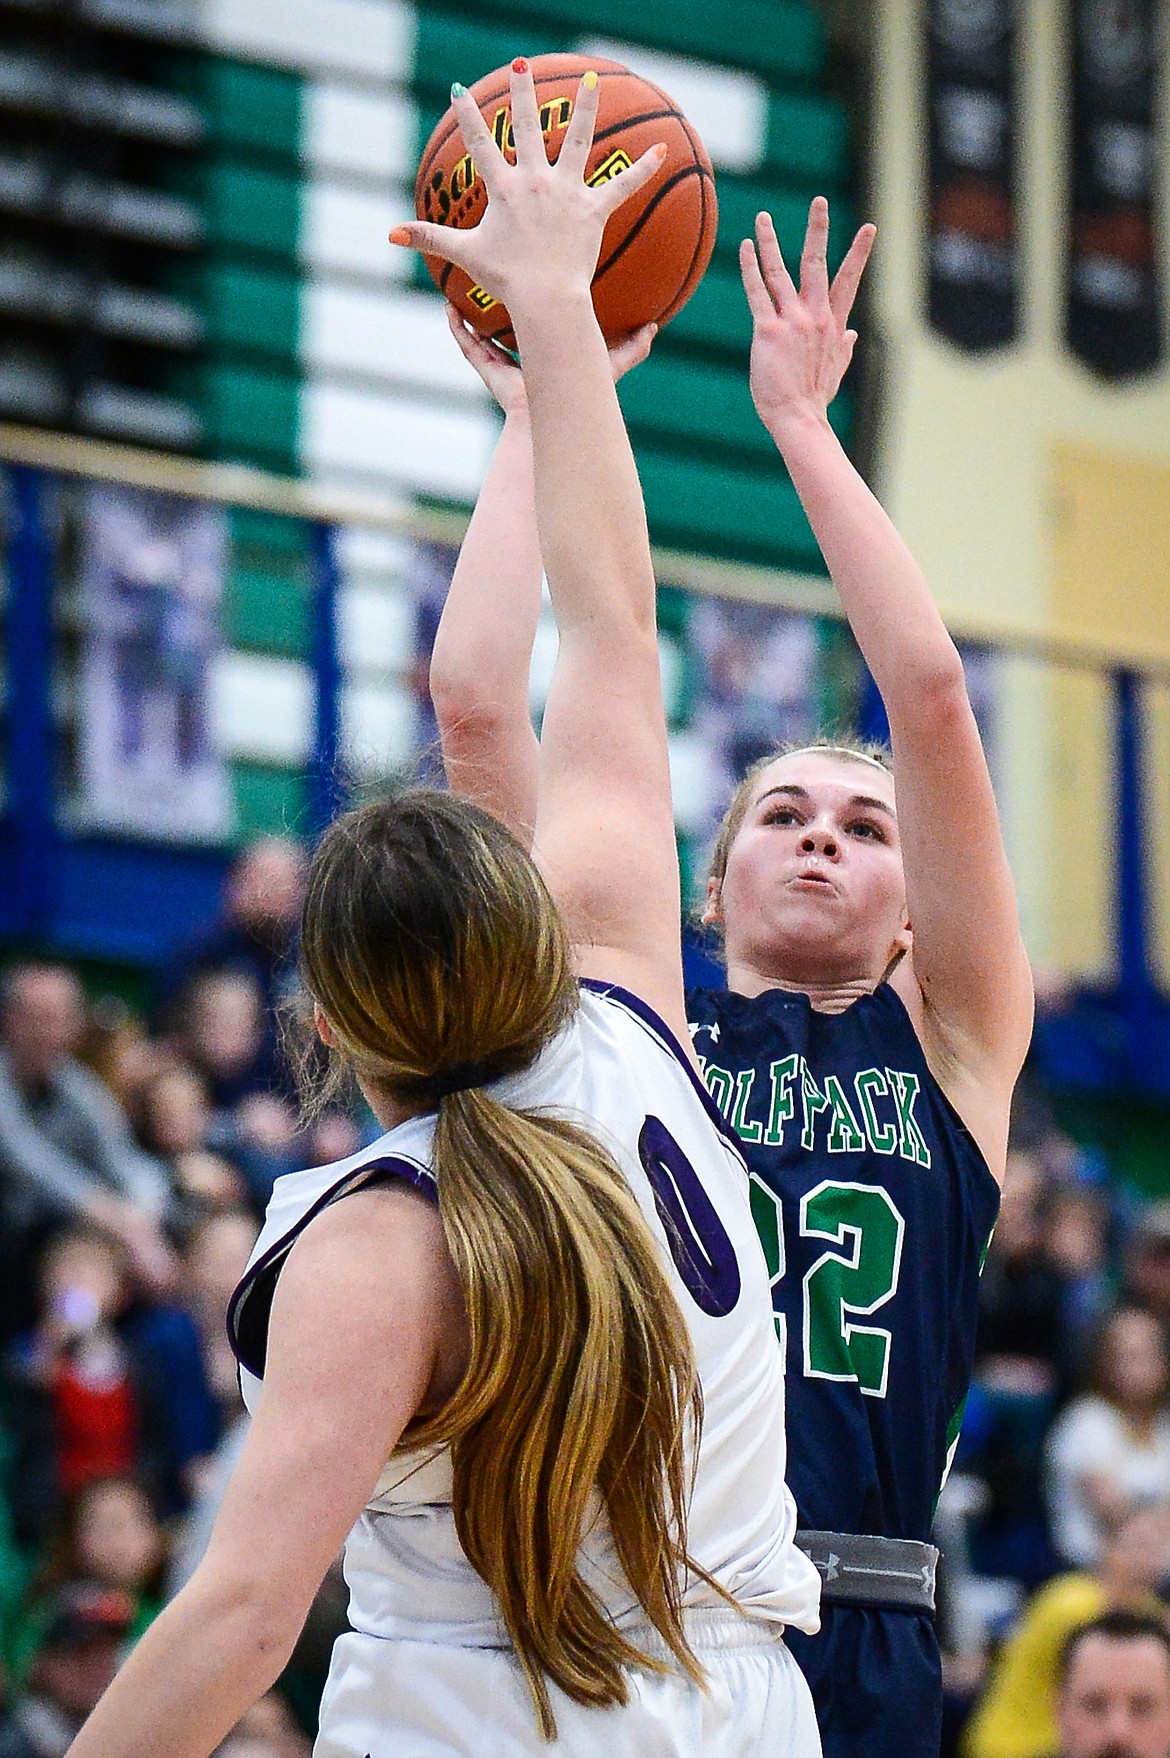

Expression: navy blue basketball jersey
xmin=686 ymin=982 xmax=1000 ymax=1544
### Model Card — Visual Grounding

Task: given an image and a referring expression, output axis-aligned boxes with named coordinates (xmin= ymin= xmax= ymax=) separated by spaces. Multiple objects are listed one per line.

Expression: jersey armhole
xmin=580 ymin=976 xmax=748 ymax=1163
xmin=227 ymin=1155 xmax=438 ymax=1382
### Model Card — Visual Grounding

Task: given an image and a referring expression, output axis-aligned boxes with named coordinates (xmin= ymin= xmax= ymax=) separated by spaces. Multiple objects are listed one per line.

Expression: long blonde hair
xmin=298 ymin=791 xmax=705 ymax=1737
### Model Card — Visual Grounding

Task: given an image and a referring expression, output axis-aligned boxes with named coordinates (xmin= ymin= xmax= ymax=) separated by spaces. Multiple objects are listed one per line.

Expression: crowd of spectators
xmin=4 ymin=836 xmax=1170 ymax=1755
xmin=0 ymin=836 xmax=361 ymax=1754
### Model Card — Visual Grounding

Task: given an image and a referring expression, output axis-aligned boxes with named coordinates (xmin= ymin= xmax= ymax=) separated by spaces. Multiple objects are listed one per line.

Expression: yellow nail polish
xmin=582 ymin=69 xmax=598 ymax=90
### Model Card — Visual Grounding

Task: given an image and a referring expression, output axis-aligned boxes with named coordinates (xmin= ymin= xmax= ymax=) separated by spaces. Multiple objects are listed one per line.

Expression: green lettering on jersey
xmin=800 ymin=1060 xmax=831 ymax=1151
xmin=729 ymin=1068 xmax=764 ymax=1143
xmin=823 ymin=1074 xmax=866 ymax=1153
xmin=854 ymin=1068 xmax=898 ymax=1154
xmin=702 ymin=1062 xmax=734 ymax=1119
xmin=801 ymin=1181 xmax=906 ymax=1398
xmin=886 ymin=1069 xmax=932 ymax=1167
xmin=763 ymin=1053 xmax=799 ymax=1146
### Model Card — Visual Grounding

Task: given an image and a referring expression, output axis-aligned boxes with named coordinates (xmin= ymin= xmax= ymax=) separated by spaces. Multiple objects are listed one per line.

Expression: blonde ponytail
xmin=298 ymin=792 xmax=709 ymax=1738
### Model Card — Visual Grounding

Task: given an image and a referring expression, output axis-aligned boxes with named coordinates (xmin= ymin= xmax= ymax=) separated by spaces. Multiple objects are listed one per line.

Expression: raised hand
xmin=446 ymin=306 xmax=657 ymax=414
xmin=740 ymin=198 xmax=876 ymax=442
xmin=392 ymin=61 xmax=665 ymax=330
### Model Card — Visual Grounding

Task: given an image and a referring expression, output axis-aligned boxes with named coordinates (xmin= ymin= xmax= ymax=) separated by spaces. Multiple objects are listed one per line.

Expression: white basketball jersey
xmin=229 ymin=981 xmax=821 ymax=1651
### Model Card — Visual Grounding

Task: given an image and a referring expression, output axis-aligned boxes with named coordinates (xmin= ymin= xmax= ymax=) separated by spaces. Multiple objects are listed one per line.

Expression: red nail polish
xmin=512 ymin=56 xmax=528 ymax=72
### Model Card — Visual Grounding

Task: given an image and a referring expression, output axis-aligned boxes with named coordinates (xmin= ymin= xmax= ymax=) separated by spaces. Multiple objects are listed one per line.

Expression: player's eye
xmin=848 ymin=819 xmax=885 ymax=842
xmin=763 ymin=806 xmax=800 ymax=826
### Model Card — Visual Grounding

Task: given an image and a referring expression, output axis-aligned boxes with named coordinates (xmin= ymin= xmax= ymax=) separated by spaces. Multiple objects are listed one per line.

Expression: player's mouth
xmin=789 ymin=868 xmax=837 ymax=893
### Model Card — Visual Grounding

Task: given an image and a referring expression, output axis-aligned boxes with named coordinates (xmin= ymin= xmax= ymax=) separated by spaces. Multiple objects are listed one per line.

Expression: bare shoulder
xmin=269 ymin=1180 xmax=463 ymax=1401
xmin=890 ymin=953 xmax=1031 ymax=1187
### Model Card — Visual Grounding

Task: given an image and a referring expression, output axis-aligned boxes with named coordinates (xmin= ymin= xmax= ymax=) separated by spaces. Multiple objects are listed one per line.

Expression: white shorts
xmin=313 ymin=1610 xmax=821 ymax=1758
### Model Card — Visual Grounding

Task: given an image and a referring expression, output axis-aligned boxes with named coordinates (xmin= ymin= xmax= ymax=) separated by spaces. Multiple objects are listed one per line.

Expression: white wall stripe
xmin=577 ymin=37 xmax=766 ymax=173
xmin=301 ymin=282 xmax=493 ymax=401
xmin=304 ymin=84 xmax=418 ymax=183
xmin=210 ymin=652 xmax=314 ymax=764
xmin=342 ymin=678 xmax=418 ymax=776
xmin=204 ymin=0 xmax=416 ymax=81
xmin=301 ymin=185 xmax=413 ymax=283
xmin=300 ymin=381 xmax=497 ymax=499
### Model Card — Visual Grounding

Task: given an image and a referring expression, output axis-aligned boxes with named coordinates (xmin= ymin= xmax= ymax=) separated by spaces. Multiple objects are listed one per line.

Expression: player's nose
xmin=800 ymin=826 xmax=840 ymax=859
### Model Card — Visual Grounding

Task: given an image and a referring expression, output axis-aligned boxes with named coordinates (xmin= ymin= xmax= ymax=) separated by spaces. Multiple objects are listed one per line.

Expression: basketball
xmin=414 ymin=53 xmax=718 ymax=348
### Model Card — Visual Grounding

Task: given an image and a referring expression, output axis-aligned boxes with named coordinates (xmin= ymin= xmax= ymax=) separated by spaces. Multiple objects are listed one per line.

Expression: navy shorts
xmin=784 ymin=1604 xmax=941 ymax=1758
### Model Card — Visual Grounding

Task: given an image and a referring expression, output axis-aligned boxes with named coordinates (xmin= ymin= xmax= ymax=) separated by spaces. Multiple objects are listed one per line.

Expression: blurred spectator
xmin=7 ymin=1477 xmax=165 ymax=1689
xmin=1047 ymin=1188 xmax=1113 ymax=1354
xmin=964 ymin=1506 xmax=1170 ymax=1758
xmin=0 ymin=1582 xmax=133 ymax=1756
xmin=175 ymin=970 xmax=271 ymax=1111
xmin=160 ymin=837 xmax=306 ymax=1093
xmin=0 ymin=966 xmax=173 ymax=1335
xmin=213 ymin=1690 xmax=311 ymax=1758
xmin=1046 ymin=1306 xmax=1170 ymax=1570
xmin=1055 ymin=1611 xmax=1170 ymax=1758
xmin=75 ymin=1000 xmax=168 ymax=1124
xmin=0 ymin=1229 xmax=175 ymax=1545
xmin=127 ymin=1207 xmax=258 ymax=1515
xmin=133 ymin=1067 xmax=247 ymax=1221
xmin=1125 ymin=1206 xmax=1170 ymax=1332
xmin=978 ymin=1151 xmax=1072 ymax=1395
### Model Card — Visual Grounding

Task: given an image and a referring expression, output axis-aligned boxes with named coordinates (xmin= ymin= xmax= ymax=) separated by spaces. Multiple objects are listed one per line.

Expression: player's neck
xmin=725 ymin=962 xmax=878 ymax=1014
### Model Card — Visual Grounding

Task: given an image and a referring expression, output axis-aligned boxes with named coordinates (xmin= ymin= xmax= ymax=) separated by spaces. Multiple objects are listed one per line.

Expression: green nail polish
xmin=450 ymin=81 xmax=467 ymax=98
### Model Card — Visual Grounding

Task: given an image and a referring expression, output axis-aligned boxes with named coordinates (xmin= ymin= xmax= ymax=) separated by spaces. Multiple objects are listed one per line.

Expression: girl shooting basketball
xmin=431 ymin=199 xmax=1034 ymax=1758
xmin=65 ymin=64 xmax=820 ymax=1758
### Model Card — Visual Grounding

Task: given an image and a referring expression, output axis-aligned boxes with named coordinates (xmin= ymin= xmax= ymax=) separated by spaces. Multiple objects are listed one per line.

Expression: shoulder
xmin=266 ymin=1182 xmax=457 ymax=1391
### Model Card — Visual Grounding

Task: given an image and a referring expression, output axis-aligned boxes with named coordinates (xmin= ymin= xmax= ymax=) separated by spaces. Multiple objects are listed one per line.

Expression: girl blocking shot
xmin=430 ymin=200 xmax=1034 ymax=1758
xmin=63 ymin=64 xmax=821 ymax=1758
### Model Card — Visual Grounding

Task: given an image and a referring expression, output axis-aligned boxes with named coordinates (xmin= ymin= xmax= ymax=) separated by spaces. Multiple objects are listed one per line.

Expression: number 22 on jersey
xmin=750 ymin=1175 xmax=906 ymax=1398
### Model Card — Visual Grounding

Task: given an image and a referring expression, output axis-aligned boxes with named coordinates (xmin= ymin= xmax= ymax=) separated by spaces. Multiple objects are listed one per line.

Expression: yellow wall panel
xmin=1051 ymin=448 xmax=1170 ymax=665
xmin=1045 ymin=669 xmax=1114 ymax=984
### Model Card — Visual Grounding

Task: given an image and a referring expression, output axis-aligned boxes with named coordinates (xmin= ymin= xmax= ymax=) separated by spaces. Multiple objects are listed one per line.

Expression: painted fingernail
xmin=450 ymin=81 xmax=467 ymax=98
xmin=388 ymin=226 xmax=412 ymax=245
xmin=512 ymin=57 xmax=528 ymax=73
xmin=582 ymin=69 xmax=598 ymax=90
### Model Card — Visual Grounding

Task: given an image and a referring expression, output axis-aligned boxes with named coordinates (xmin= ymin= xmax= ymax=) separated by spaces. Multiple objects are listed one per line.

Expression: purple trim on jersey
xmin=227 ymin=1154 xmax=437 ymax=1381
xmin=579 ymin=978 xmax=746 ymax=1161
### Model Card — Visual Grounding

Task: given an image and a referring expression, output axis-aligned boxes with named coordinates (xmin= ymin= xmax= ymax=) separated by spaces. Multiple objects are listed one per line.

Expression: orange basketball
xmin=414 ymin=53 xmax=718 ymax=348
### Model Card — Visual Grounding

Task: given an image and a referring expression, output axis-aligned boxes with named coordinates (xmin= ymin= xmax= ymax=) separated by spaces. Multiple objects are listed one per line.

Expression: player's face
xmin=710 ymin=752 xmax=910 ymax=989
xmin=1058 ymin=1634 xmax=1170 ymax=1758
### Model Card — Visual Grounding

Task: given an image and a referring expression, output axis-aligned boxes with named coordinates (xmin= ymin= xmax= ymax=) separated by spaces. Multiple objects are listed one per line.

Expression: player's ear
xmin=313 ymin=1002 xmax=335 ymax=1048
xmin=701 ymin=877 xmax=724 ymax=927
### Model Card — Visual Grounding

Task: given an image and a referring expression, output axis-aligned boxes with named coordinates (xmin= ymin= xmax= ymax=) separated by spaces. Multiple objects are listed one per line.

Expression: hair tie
xmin=431 ymin=1061 xmax=493 ymax=1101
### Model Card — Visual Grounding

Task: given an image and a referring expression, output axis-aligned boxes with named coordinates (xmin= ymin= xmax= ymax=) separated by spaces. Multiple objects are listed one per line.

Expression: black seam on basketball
xmin=593 ymin=165 xmax=704 ymax=283
xmin=665 ymin=126 xmax=716 ymax=320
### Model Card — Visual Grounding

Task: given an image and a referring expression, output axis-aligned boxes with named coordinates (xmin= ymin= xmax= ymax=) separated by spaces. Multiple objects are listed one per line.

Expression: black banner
xmin=1067 ymin=0 xmax=1163 ymax=379
xmin=925 ymin=0 xmax=1019 ymax=350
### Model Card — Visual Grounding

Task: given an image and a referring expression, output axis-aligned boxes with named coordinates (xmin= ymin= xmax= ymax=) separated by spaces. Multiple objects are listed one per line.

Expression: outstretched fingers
xmin=799 ymin=195 xmax=831 ymax=315
xmin=740 ymin=235 xmax=778 ymax=324
xmin=829 ymin=221 xmax=877 ymax=327
xmin=507 ymin=58 xmax=546 ymax=164
xmin=594 ymin=140 xmax=667 ymax=221
xmin=557 ymin=70 xmax=601 ymax=180
xmin=389 ymin=218 xmax=479 ymax=276
xmin=754 ymin=209 xmax=798 ymax=313
xmin=448 ymin=82 xmax=506 ymax=193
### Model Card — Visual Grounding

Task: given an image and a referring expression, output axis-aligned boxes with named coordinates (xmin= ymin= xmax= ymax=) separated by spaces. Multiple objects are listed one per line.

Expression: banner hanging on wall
xmin=1067 ymin=0 xmax=1163 ymax=379
xmin=925 ymin=0 xmax=1019 ymax=351
xmin=77 ymin=484 xmax=233 ymax=842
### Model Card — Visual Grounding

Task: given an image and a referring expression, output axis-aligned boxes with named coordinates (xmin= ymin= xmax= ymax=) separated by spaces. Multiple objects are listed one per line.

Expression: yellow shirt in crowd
xmin=962 ymin=1575 xmax=1163 ymax=1758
